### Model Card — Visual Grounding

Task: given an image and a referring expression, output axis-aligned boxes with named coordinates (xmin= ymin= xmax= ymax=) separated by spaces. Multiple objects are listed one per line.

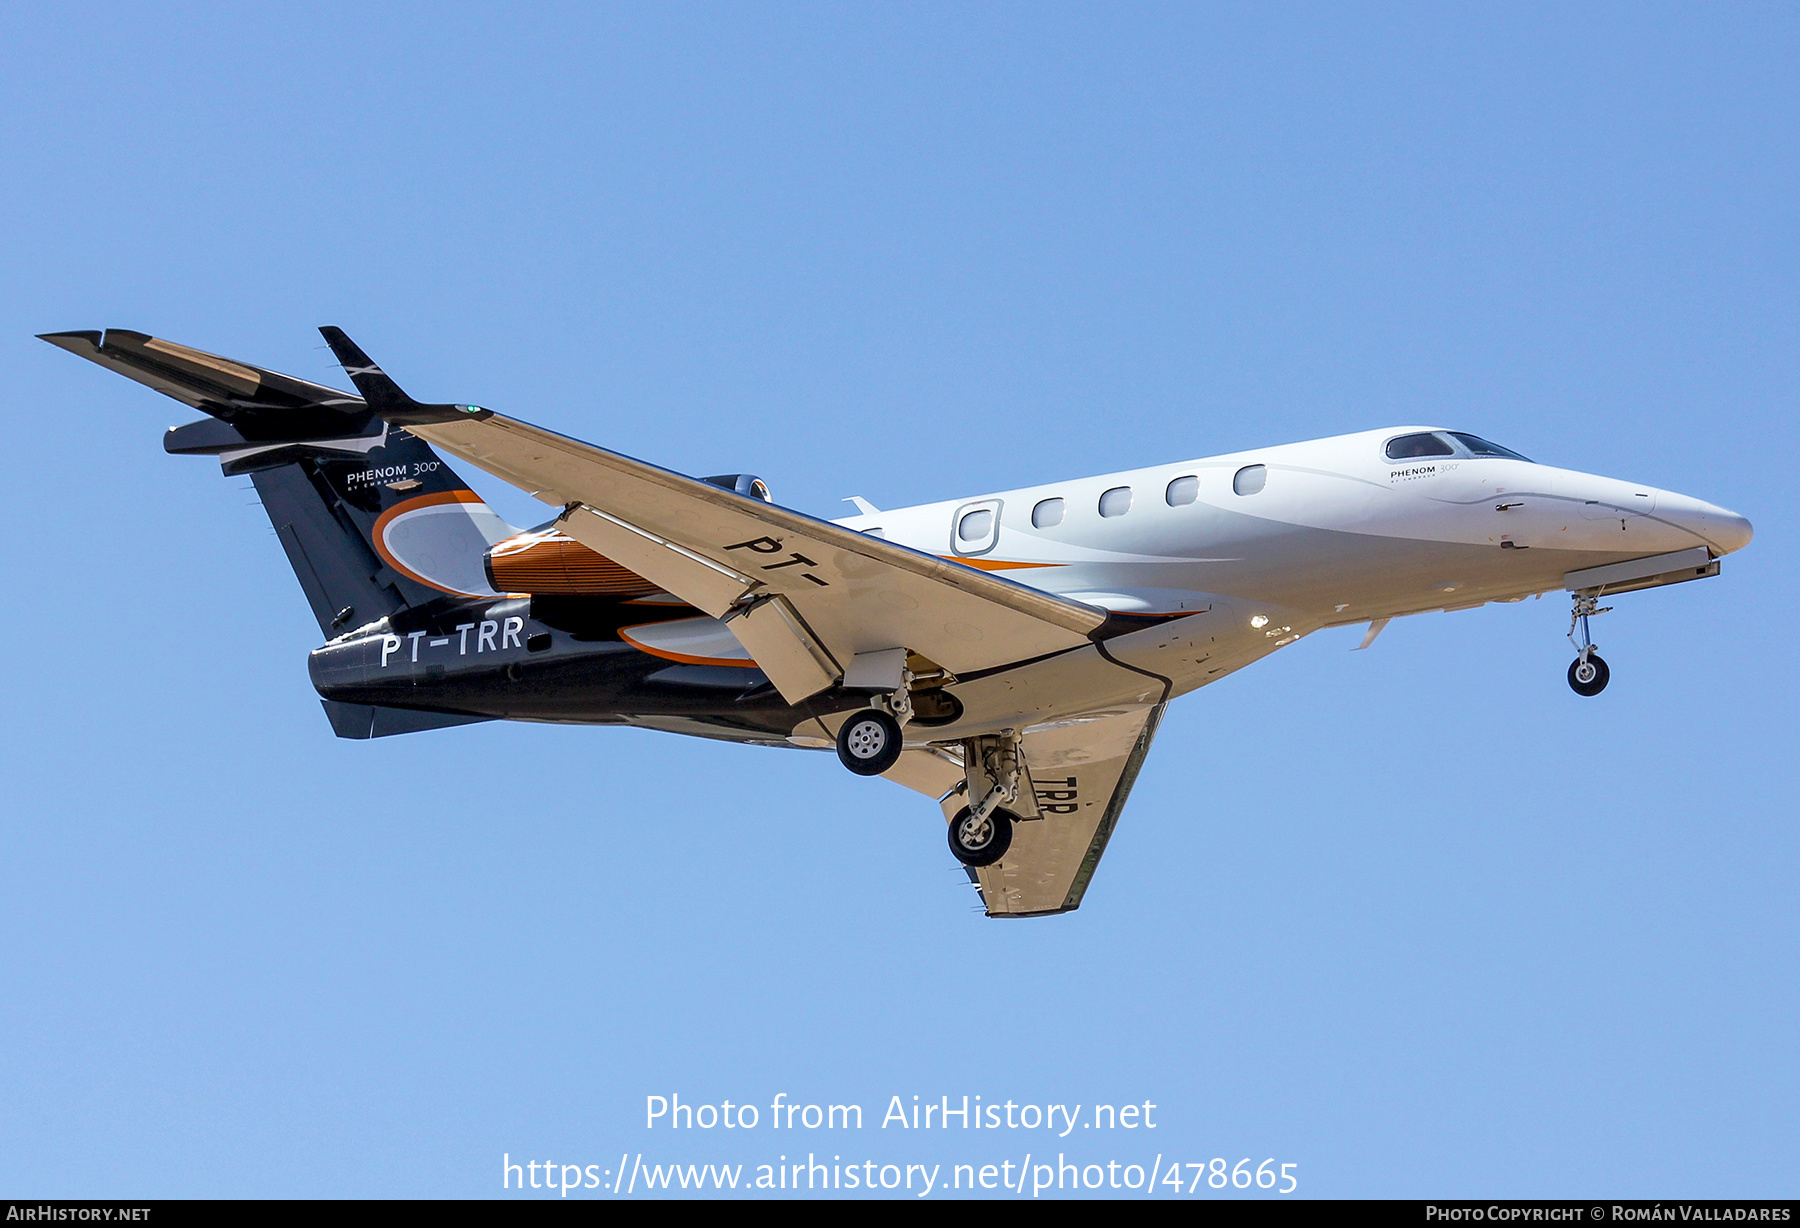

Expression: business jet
xmin=42 ymin=328 xmax=1752 ymax=916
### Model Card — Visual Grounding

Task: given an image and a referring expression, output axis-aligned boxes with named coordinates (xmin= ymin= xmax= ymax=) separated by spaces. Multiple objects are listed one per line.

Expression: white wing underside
xmin=884 ymin=705 xmax=1167 ymax=917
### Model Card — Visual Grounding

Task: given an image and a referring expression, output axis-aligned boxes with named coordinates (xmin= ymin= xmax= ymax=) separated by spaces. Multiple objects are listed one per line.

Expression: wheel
xmin=835 ymin=709 xmax=903 ymax=776
xmin=947 ymin=805 xmax=1016 ymax=867
xmin=1567 ymin=653 xmax=1610 ymax=697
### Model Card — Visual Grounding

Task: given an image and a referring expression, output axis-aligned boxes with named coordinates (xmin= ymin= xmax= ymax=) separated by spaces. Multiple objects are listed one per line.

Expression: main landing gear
xmin=834 ymin=659 xmax=962 ymax=775
xmin=947 ymin=803 xmax=1015 ymax=867
xmin=833 ymin=658 xmax=1018 ymax=869
xmin=835 ymin=700 xmax=1019 ymax=867
xmin=836 ymin=708 xmax=904 ymax=776
xmin=946 ymin=730 xmax=1024 ymax=868
xmin=1567 ymin=592 xmax=1613 ymax=697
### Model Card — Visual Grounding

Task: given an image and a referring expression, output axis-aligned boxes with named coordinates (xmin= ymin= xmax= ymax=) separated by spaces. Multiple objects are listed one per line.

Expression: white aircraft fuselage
xmin=827 ymin=425 xmax=1750 ymax=738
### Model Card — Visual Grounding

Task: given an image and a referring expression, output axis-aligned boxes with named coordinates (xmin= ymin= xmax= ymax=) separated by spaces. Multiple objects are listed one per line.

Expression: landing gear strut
xmin=1567 ymin=593 xmax=1613 ymax=697
xmin=944 ymin=730 xmax=1027 ymax=867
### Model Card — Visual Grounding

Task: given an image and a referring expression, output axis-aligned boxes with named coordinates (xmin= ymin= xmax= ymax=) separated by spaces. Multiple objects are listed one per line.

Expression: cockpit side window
xmin=1448 ymin=432 xmax=1532 ymax=462
xmin=1385 ymin=432 xmax=1456 ymax=461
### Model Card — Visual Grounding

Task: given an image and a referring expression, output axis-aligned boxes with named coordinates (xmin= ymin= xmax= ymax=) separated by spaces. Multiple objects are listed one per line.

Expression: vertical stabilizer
xmin=40 ymin=328 xmax=518 ymax=635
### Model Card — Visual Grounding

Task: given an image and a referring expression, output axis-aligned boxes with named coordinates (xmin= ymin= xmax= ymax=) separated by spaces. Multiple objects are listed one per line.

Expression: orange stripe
xmin=939 ymin=556 xmax=1064 ymax=571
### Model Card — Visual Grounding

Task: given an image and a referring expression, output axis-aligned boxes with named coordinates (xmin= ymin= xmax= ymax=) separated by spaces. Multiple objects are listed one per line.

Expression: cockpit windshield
xmin=1448 ymin=432 xmax=1532 ymax=462
xmin=1384 ymin=432 xmax=1455 ymax=460
xmin=1384 ymin=431 xmax=1533 ymax=462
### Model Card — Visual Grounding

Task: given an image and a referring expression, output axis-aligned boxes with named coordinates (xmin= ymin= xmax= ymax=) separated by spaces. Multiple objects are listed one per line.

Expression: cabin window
xmin=1165 ymin=475 xmax=1199 ymax=506
xmin=1385 ymin=432 xmax=1455 ymax=460
xmin=950 ymin=499 xmax=1003 ymax=555
xmin=1032 ymin=498 xmax=1064 ymax=528
xmin=1232 ymin=464 xmax=1267 ymax=496
xmin=1448 ymin=432 xmax=1532 ymax=462
xmin=1099 ymin=486 xmax=1133 ymax=518
xmin=956 ymin=509 xmax=994 ymax=542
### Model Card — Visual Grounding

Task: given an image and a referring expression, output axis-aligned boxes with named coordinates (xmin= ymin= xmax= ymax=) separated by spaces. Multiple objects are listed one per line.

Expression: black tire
xmin=1568 ymin=653 xmax=1610 ymax=697
xmin=835 ymin=709 xmax=904 ymax=776
xmin=947 ymin=806 xmax=1016 ymax=868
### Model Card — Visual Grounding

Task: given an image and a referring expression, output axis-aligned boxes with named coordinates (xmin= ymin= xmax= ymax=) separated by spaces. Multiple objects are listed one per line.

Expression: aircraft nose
xmin=1659 ymin=491 xmax=1753 ymax=555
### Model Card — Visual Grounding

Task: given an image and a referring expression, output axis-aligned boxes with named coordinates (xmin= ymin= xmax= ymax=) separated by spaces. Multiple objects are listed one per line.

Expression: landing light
xmin=1250 ymin=615 xmax=1268 ymax=628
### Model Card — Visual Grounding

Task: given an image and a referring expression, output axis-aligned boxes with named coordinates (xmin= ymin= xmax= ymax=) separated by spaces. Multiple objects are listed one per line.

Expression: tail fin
xmin=41 ymin=328 xmax=517 ymax=635
xmin=316 ymin=326 xmax=494 ymax=427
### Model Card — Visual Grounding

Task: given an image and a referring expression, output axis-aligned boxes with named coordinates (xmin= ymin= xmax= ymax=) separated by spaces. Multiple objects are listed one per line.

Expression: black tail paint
xmin=40 ymin=328 xmax=834 ymax=746
xmin=39 ymin=328 xmax=508 ymax=637
xmin=246 ymin=431 xmax=490 ymax=635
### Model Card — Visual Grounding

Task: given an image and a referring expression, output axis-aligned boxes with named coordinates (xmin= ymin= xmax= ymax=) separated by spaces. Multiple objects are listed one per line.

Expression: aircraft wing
xmin=319 ymin=329 xmax=1108 ymax=702
xmin=888 ymin=705 xmax=1168 ymax=917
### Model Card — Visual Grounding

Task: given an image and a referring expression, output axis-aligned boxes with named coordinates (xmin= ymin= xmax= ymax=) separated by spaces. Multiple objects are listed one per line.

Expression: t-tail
xmin=39 ymin=327 xmax=516 ymax=736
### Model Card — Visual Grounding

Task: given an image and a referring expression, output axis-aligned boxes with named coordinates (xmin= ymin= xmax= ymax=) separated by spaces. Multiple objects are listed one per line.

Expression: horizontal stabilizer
xmin=161 ymin=414 xmax=386 ymax=458
xmin=321 ymin=700 xmax=494 ymax=739
xmin=44 ymin=326 xmax=517 ymax=636
xmin=40 ymin=329 xmax=377 ymax=443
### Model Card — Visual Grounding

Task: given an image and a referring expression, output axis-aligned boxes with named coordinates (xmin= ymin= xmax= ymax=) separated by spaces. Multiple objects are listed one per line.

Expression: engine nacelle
xmin=484 ymin=527 xmax=659 ymax=597
xmin=483 ymin=475 xmax=771 ymax=595
xmin=702 ymin=473 xmax=773 ymax=502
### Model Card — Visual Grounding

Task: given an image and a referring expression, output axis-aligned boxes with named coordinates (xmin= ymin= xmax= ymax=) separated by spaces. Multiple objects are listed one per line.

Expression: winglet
xmin=317 ymin=326 xmax=494 ymax=426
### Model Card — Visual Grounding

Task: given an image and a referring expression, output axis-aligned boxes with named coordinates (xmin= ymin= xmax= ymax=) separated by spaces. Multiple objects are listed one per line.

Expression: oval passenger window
xmin=1031 ymin=498 xmax=1064 ymax=528
xmin=1099 ymin=487 xmax=1132 ymax=518
xmin=956 ymin=509 xmax=994 ymax=541
xmin=1166 ymin=475 xmax=1199 ymax=506
xmin=1233 ymin=465 xmax=1266 ymax=496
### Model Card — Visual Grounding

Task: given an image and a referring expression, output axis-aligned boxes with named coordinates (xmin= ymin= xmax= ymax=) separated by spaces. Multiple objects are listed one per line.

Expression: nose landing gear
xmin=1567 ymin=593 xmax=1613 ymax=696
xmin=1568 ymin=653 xmax=1610 ymax=696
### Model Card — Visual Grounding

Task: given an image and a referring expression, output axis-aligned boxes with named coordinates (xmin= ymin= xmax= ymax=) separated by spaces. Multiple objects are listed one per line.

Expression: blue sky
xmin=2 ymin=2 xmax=1794 ymax=1198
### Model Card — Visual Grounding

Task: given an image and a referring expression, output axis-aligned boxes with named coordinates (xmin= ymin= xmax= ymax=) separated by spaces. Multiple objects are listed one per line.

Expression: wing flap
xmin=723 ymin=594 xmax=844 ymax=703
xmin=557 ymin=504 xmax=752 ymax=616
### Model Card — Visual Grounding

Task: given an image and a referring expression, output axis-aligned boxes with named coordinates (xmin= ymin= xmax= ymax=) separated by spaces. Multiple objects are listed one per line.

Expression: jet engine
xmin=484 ymin=527 xmax=659 ymax=596
xmin=701 ymin=473 xmax=773 ymax=502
